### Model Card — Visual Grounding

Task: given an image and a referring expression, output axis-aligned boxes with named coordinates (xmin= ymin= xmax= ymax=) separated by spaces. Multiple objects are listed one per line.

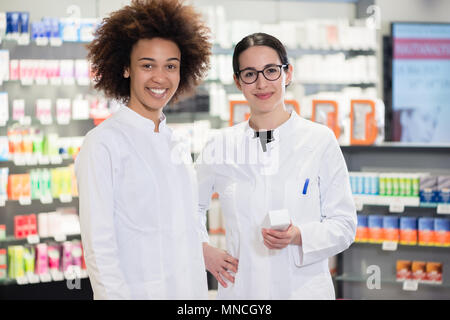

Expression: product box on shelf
xmin=437 ymin=176 xmax=450 ymax=204
xmin=355 ymin=215 xmax=369 ymax=242
xmin=0 ymin=225 xmax=5 ymax=240
xmin=419 ymin=175 xmax=438 ymax=204
xmin=400 ymin=217 xmax=417 ymax=245
xmin=0 ymin=248 xmax=6 ymax=265
xmin=396 ymin=260 xmax=412 ymax=281
xmin=14 ymin=214 xmax=37 ymax=239
xmin=418 ymin=217 xmax=435 ymax=246
xmin=434 ymin=218 xmax=450 ymax=247
xmin=411 ymin=261 xmax=427 ymax=282
xmin=383 ymin=216 xmax=399 ymax=242
xmin=7 ymin=173 xmax=31 ymax=200
xmin=368 ymin=215 xmax=383 ymax=243
xmin=426 ymin=262 xmax=443 ymax=284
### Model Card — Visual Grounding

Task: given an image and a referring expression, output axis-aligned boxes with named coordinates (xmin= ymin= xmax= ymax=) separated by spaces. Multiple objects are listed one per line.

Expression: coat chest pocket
xmin=284 ymin=174 xmax=321 ymax=224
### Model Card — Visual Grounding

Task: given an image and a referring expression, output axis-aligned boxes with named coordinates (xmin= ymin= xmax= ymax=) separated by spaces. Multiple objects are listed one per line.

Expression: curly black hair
xmin=87 ymin=0 xmax=211 ymax=103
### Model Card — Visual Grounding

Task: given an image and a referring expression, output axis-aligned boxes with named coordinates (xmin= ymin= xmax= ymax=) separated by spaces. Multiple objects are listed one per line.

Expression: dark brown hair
xmin=87 ymin=0 xmax=211 ymax=103
xmin=232 ymin=32 xmax=289 ymax=75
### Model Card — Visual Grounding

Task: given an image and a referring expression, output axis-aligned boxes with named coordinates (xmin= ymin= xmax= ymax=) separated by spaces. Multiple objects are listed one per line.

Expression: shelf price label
xmin=382 ymin=241 xmax=398 ymax=251
xmin=50 ymin=155 xmax=63 ymax=165
xmin=0 ymin=196 xmax=6 ymax=207
xmin=59 ymin=194 xmax=73 ymax=203
xmin=402 ymin=279 xmax=419 ymax=291
xmin=39 ymin=273 xmax=52 ymax=283
xmin=50 ymin=270 xmax=65 ymax=282
xmin=19 ymin=196 xmax=32 ymax=206
xmin=16 ymin=276 xmax=29 ymax=285
xmin=354 ymin=198 xmax=364 ymax=211
xmin=54 ymin=233 xmax=67 ymax=242
xmin=389 ymin=199 xmax=405 ymax=213
xmin=437 ymin=204 xmax=450 ymax=215
xmin=27 ymin=234 xmax=40 ymax=245
xmin=40 ymin=194 xmax=53 ymax=204
xmin=27 ymin=273 xmax=40 ymax=284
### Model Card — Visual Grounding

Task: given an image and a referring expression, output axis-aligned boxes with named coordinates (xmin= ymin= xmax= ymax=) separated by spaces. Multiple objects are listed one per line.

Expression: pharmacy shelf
xmin=352 ymin=241 xmax=450 ymax=251
xmin=334 ymin=274 xmax=449 ymax=289
xmin=353 ymin=195 xmax=450 ymax=214
xmin=0 ymin=269 xmax=89 ymax=287
xmin=0 ymin=233 xmax=81 ymax=247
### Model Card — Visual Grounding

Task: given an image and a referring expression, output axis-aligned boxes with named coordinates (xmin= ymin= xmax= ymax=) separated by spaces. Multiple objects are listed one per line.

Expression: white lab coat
xmin=196 ymin=111 xmax=356 ymax=300
xmin=75 ymin=106 xmax=208 ymax=300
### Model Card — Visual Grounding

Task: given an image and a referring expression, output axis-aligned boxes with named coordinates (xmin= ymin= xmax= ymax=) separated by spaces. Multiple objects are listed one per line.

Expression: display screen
xmin=391 ymin=22 xmax=450 ymax=143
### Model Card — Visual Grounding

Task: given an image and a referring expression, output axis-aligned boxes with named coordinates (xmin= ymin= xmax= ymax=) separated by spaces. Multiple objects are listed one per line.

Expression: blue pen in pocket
xmin=302 ymin=178 xmax=310 ymax=195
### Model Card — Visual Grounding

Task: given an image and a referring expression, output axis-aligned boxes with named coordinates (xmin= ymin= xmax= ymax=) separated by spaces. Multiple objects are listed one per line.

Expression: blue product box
xmin=383 ymin=216 xmax=399 ymax=229
xmin=6 ymin=12 xmax=20 ymax=34
xmin=400 ymin=217 xmax=417 ymax=230
xmin=19 ymin=12 xmax=29 ymax=34
xmin=368 ymin=215 xmax=383 ymax=228
xmin=357 ymin=215 xmax=368 ymax=227
xmin=437 ymin=176 xmax=450 ymax=204
xmin=418 ymin=217 xmax=434 ymax=231
xmin=419 ymin=176 xmax=438 ymax=203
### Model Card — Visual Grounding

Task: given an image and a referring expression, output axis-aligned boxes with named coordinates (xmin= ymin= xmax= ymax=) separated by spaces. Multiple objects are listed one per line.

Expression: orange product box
xmin=368 ymin=215 xmax=383 ymax=243
xmin=418 ymin=218 xmax=435 ymax=246
xmin=412 ymin=261 xmax=427 ymax=282
xmin=7 ymin=174 xmax=31 ymax=200
xmin=434 ymin=218 xmax=450 ymax=247
xmin=400 ymin=217 xmax=417 ymax=245
xmin=396 ymin=260 xmax=412 ymax=281
xmin=383 ymin=216 xmax=399 ymax=242
xmin=426 ymin=262 xmax=443 ymax=284
xmin=356 ymin=215 xmax=369 ymax=243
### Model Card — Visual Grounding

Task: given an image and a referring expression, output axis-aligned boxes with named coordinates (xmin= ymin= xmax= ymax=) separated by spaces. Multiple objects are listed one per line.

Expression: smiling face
xmin=234 ymin=45 xmax=293 ymax=117
xmin=124 ymin=37 xmax=181 ymax=119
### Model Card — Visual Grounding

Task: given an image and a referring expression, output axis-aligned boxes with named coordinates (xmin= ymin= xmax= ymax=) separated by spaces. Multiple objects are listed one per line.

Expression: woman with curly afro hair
xmin=75 ymin=0 xmax=211 ymax=299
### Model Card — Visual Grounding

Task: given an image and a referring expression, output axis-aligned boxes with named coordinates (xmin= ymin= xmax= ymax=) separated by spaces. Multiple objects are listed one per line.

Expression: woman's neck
xmin=248 ymin=106 xmax=290 ymax=131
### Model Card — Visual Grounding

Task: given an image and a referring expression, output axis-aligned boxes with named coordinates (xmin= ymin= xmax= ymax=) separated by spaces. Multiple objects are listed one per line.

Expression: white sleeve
xmin=75 ymin=134 xmax=131 ymax=299
xmin=194 ymin=138 xmax=218 ymax=244
xmin=292 ymin=131 xmax=357 ymax=267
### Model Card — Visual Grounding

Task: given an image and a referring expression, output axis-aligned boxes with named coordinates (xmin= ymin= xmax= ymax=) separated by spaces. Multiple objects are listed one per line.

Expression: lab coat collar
xmin=243 ymin=110 xmax=299 ymax=145
xmin=116 ymin=106 xmax=169 ymax=134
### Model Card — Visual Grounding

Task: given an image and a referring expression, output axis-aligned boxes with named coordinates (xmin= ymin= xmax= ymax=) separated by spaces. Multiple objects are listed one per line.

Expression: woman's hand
xmin=261 ymin=224 xmax=302 ymax=250
xmin=203 ymin=243 xmax=239 ymax=288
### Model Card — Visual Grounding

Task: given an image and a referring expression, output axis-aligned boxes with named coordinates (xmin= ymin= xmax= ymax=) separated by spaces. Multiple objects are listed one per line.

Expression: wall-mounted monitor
xmin=391 ymin=22 xmax=450 ymax=143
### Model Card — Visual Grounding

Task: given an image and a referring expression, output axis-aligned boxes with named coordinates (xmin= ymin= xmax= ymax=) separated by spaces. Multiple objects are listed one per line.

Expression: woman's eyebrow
xmin=138 ymin=57 xmax=180 ymax=62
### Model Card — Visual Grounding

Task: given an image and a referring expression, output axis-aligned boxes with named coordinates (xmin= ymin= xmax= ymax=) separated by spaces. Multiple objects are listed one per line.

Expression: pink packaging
xmin=48 ymin=244 xmax=60 ymax=271
xmin=71 ymin=240 xmax=83 ymax=268
xmin=9 ymin=60 xmax=20 ymax=80
xmin=62 ymin=241 xmax=73 ymax=272
xmin=35 ymin=243 xmax=48 ymax=275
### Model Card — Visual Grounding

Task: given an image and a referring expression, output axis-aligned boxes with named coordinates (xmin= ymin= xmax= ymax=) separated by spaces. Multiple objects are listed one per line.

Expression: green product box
xmin=392 ymin=176 xmax=400 ymax=196
xmin=379 ymin=176 xmax=386 ymax=196
xmin=412 ymin=177 xmax=420 ymax=197
xmin=385 ymin=175 xmax=393 ymax=196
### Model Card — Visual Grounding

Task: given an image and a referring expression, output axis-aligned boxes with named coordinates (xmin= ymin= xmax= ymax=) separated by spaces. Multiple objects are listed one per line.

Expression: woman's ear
xmin=233 ymin=74 xmax=242 ymax=91
xmin=285 ymin=64 xmax=293 ymax=87
xmin=124 ymin=67 xmax=130 ymax=78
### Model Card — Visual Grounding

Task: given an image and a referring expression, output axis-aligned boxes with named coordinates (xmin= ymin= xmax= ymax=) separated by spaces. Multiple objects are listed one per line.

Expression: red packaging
xmin=396 ymin=260 xmax=412 ymax=281
xmin=412 ymin=261 xmax=427 ymax=282
xmin=426 ymin=262 xmax=443 ymax=284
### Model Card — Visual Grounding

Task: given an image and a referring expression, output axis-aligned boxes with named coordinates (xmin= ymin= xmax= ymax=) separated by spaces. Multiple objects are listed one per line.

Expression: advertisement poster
xmin=392 ymin=23 xmax=450 ymax=143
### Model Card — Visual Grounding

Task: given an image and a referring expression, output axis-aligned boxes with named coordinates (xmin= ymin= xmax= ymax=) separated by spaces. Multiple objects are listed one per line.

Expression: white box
xmin=268 ymin=209 xmax=290 ymax=231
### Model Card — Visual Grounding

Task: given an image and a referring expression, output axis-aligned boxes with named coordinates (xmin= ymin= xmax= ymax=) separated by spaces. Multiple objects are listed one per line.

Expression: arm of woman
xmin=195 ymin=137 xmax=239 ymax=288
xmin=76 ymin=132 xmax=130 ymax=299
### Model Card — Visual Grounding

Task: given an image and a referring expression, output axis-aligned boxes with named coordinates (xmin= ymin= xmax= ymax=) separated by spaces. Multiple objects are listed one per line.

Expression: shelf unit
xmin=337 ymin=145 xmax=450 ymax=299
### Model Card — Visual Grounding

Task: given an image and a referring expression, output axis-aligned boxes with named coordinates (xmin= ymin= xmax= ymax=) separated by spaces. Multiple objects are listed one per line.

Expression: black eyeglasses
xmin=236 ymin=64 xmax=288 ymax=84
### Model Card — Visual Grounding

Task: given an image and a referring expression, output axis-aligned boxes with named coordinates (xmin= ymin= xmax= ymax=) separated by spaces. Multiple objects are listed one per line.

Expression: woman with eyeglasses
xmin=196 ymin=33 xmax=356 ymax=299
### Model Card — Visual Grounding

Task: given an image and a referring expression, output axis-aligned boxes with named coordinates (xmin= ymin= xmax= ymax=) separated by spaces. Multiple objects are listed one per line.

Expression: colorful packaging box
xmin=383 ymin=216 xmax=399 ymax=242
xmin=368 ymin=215 xmax=383 ymax=243
xmin=419 ymin=175 xmax=438 ymax=203
xmin=412 ymin=261 xmax=427 ymax=282
xmin=426 ymin=262 xmax=443 ymax=284
xmin=35 ymin=243 xmax=48 ymax=275
xmin=0 ymin=248 xmax=6 ymax=265
xmin=418 ymin=217 xmax=435 ymax=246
xmin=434 ymin=218 xmax=450 ymax=247
xmin=396 ymin=260 xmax=412 ymax=281
xmin=437 ymin=176 xmax=450 ymax=204
xmin=0 ymin=224 xmax=5 ymax=240
xmin=400 ymin=217 xmax=417 ymax=245
xmin=356 ymin=215 xmax=369 ymax=243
